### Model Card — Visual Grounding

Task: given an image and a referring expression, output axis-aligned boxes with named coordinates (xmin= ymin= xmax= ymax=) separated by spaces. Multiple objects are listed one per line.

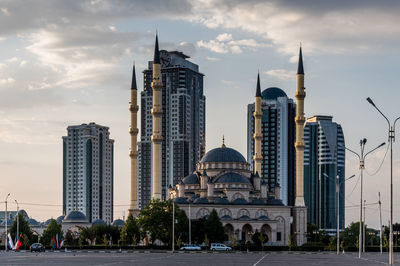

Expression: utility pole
xmin=363 ymin=200 xmax=366 ymax=253
xmin=189 ymin=203 xmax=191 ymax=245
xmin=379 ymin=192 xmax=383 ymax=254
xmin=5 ymin=193 xmax=10 ymax=251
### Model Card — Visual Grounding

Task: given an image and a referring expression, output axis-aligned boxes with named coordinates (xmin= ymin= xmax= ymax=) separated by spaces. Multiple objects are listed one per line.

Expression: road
xmin=0 ymin=250 xmax=395 ymax=265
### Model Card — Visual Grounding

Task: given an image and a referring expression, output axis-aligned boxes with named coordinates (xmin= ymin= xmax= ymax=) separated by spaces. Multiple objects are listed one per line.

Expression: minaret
xmin=295 ymin=46 xmax=306 ymax=207
xmin=128 ymin=63 xmax=139 ymax=215
xmin=151 ymin=34 xmax=163 ymax=200
xmin=253 ymin=72 xmax=263 ymax=176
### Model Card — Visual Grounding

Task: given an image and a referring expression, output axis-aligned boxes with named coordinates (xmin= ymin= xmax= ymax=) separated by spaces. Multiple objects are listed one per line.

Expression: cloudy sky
xmin=1 ymin=0 xmax=400 ymax=228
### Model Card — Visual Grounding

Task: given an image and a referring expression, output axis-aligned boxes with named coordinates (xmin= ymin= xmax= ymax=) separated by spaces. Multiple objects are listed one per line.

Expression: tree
xmin=138 ymin=199 xmax=188 ymax=245
xmin=41 ymin=219 xmax=62 ymax=247
xmin=79 ymin=226 xmax=97 ymax=245
xmin=120 ymin=214 xmax=140 ymax=245
xmin=9 ymin=213 xmax=34 ymax=248
xmin=204 ymin=209 xmax=225 ymax=243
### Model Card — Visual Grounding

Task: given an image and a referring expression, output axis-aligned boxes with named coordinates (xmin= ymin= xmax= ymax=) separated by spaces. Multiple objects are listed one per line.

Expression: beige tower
xmin=253 ymin=73 xmax=263 ymax=175
xmin=293 ymin=46 xmax=307 ymax=246
xmin=151 ymin=34 xmax=163 ymax=200
xmin=128 ymin=63 xmax=139 ymax=216
xmin=295 ymin=46 xmax=306 ymax=207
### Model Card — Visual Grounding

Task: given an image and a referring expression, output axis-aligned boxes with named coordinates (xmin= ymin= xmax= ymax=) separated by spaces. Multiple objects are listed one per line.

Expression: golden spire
xmin=221 ymin=135 xmax=226 ymax=148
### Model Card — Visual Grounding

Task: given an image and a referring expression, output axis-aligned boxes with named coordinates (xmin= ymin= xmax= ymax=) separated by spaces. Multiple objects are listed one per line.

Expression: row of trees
xmin=305 ymin=222 xmax=399 ymax=250
xmin=5 ymin=199 xmax=227 ymax=249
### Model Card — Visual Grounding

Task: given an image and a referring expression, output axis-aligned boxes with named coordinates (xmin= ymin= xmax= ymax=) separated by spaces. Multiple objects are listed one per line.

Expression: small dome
xmin=43 ymin=219 xmax=52 ymax=226
xmin=215 ymin=172 xmax=250 ymax=184
xmin=214 ymin=198 xmax=230 ymax=205
xmin=267 ymin=197 xmax=284 ymax=206
xmin=174 ymin=197 xmax=188 ymax=204
xmin=182 ymin=174 xmax=199 ymax=184
xmin=28 ymin=218 xmax=40 ymax=226
xmin=112 ymin=219 xmax=124 ymax=227
xmin=200 ymin=146 xmax=246 ymax=163
xmin=261 ymin=87 xmax=287 ymax=100
xmin=193 ymin=197 xmax=209 ymax=204
xmin=251 ymin=198 xmax=266 ymax=205
xmin=64 ymin=211 xmax=88 ymax=222
xmin=56 ymin=216 xmax=65 ymax=224
xmin=258 ymin=215 xmax=269 ymax=220
xmin=232 ymin=198 xmax=248 ymax=205
xmin=239 ymin=215 xmax=251 ymax=220
xmin=221 ymin=215 xmax=232 ymax=220
xmin=92 ymin=219 xmax=106 ymax=225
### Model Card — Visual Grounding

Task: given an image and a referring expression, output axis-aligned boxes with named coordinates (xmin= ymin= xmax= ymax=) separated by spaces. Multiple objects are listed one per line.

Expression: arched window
xmin=255 ymin=209 xmax=268 ymax=218
xmin=196 ymin=208 xmax=210 ymax=219
xmin=237 ymin=209 xmax=250 ymax=219
xmin=219 ymin=208 xmax=232 ymax=218
xmin=232 ymin=193 xmax=243 ymax=200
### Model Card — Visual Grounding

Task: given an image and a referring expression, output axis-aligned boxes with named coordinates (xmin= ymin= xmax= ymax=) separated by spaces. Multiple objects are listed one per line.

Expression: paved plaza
xmin=0 ymin=251 xmax=396 ymax=265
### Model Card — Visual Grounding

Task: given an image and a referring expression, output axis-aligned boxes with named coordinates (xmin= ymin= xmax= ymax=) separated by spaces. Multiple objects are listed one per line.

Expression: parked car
xmin=210 ymin=243 xmax=232 ymax=251
xmin=180 ymin=244 xmax=201 ymax=251
xmin=30 ymin=243 xmax=45 ymax=252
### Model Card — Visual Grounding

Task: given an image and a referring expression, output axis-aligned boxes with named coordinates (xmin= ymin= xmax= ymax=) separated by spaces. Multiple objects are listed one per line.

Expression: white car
xmin=180 ymin=244 xmax=201 ymax=251
xmin=210 ymin=243 xmax=232 ymax=251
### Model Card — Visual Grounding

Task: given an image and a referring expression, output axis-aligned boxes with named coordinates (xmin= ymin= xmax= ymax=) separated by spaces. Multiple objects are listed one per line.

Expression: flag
xmin=59 ymin=240 xmax=64 ymax=249
xmin=52 ymin=236 xmax=57 ymax=250
xmin=15 ymin=233 xmax=22 ymax=250
xmin=7 ymin=233 xmax=15 ymax=250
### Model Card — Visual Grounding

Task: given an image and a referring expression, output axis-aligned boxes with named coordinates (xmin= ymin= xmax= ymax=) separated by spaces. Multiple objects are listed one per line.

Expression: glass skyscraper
xmin=304 ymin=115 xmax=345 ymax=230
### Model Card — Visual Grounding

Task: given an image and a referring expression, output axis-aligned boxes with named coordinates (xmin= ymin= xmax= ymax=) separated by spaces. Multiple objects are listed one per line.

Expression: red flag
xmin=15 ymin=233 xmax=22 ymax=250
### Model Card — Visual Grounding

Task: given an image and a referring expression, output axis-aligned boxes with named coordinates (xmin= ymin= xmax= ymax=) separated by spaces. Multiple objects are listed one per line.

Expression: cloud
xmin=189 ymin=0 xmax=400 ymax=56
xmin=198 ymin=33 xmax=269 ymax=54
xmin=265 ymin=69 xmax=296 ymax=80
xmin=206 ymin=56 xmax=220 ymax=61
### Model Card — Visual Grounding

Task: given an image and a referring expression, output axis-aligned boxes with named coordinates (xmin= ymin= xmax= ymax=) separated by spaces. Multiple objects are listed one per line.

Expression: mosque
xmin=127 ymin=34 xmax=308 ymax=246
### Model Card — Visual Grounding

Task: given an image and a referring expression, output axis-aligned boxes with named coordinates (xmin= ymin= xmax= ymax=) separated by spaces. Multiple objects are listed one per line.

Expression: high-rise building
xmin=138 ymin=36 xmax=206 ymax=208
xmin=247 ymin=84 xmax=296 ymax=206
xmin=304 ymin=115 xmax=345 ymax=230
xmin=62 ymin=123 xmax=114 ymax=223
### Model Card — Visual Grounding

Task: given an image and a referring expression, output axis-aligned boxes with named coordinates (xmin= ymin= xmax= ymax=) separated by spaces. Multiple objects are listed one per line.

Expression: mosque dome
xmin=200 ymin=146 xmax=246 ymax=164
xmin=182 ymin=173 xmax=199 ymax=184
xmin=56 ymin=216 xmax=65 ymax=224
xmin=64 ymin=211 xmax=88 ymax=222
xmin=173 ymin=197 xmax=188 ymax=204
xmin=28 ymin=218 xmax=40 ymax=226
xmin=92 ymin=219 xmax=106 ymax=225
xmin=261 ymin=87 xmax=287 ymax=100
xmin=214 ymin=172 xmax=250 ymax=184
xmin=112 ymin=219 xmax=124 ymax=227
xmin=214 ymin=197 xmax=230 ymax=205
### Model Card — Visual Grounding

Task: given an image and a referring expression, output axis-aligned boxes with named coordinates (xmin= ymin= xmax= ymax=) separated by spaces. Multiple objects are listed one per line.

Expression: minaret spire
xmin=129 ymin=61 xmax=139 ymax=216
xmin=151 ymin=33 xmax=163 ymax=200
xmin=154 ymin=33 xmax=160 ymax=64
xmin=253 ymin=72 xmax=263 ymax=176
xmin=256 ymin=71 xmax=261 ymax=97
xmin=131 ymin=62 xmax=137 ymax=90
xmin=297 ymin=44 xmax=304 ymax=75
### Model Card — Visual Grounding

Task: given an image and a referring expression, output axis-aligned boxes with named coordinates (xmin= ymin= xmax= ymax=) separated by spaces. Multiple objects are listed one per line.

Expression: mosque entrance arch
xmin=241 ymin=224 xmax=253 ymax=242
xmin=261 ymin=224 xmax=272 ymax=243
xmin=224 ymin=224 xmax=234 ymax=241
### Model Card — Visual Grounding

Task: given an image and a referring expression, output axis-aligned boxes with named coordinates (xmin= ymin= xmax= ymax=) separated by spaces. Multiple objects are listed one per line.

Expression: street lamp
xmin=5 ymin=193 xmax=10 ymax=251
xmin=342 ymin=139 xmax=385 ymax=259
xmin=366 ymin=96 xmax=400 ymax=265
xmin=323 ymin=173 xmax=355 ymax=255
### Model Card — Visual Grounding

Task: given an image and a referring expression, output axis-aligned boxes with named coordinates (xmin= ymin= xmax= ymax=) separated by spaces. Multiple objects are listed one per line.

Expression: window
xmin=277 ymin=232 xmax=282 ymax=241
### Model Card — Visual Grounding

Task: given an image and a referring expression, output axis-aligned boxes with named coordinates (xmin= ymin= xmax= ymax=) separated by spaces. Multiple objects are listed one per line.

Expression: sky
xmin=1 ymin=0 xmax=400 ymax=229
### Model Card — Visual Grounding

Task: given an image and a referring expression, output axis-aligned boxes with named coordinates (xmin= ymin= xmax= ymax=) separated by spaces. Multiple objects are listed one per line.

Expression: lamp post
xmin=15 ymin=200 xmax=19 ymax=245
xmin=5 ymin=193 xmax=10 ymax=251
xmin=323 ymin=173 xmax=355 ymax=255
xmin=342 ymin=140 xmax=385 ymax=258
xmin=366 ymin=97 xmax=400 ymax=265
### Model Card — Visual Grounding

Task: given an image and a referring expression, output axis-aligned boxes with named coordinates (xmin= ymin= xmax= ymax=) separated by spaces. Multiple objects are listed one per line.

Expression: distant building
xmin=304 ymin=115 xmax=345 ymax=230
xmin=62 ymin=123 xmax=114 ymax=223
xmin=247 ymin=87 xmax=296 ymax=206
xmin=138 ymin=37 xmax=206 ymax=208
